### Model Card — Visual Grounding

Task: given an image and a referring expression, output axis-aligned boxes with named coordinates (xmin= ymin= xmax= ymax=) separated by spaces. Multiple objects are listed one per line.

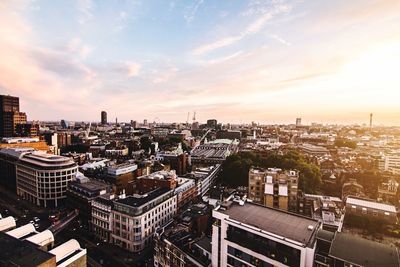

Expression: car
xmin=34 ymin=224 xmax=39 ymax=229
xmin=34 ymin=217 xmax=40 ymax=222
xmin=29 ymin=220 xmax=34 ymax=224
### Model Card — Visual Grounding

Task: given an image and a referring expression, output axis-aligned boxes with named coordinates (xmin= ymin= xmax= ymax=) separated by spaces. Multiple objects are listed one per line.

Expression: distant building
xmin=300 ymin=143 xmax=329 ymax=156
xmin=101 ymin=111 xmax=107 ymax=125
xmin=60 ymin=119 xmax=69 ymax=129
xmin=207 ymin=119 xmax=217 ymax=129
xmin=248 ymin=167 xmax=299 ymax=212
xmin=345 ymin=196 xmax=397 ymax=225
xmin=296 ymin=117 xmax=302 ymax=126
xmin=378 ymin=178 xmax=399 ymax=204
xmin=155 ymin=147 xmax=188 ymax=175
xmin=216 ymin=130 xmax=241 ymax=140
xmin=0 ymin=137 xmax=49 ymax=151
xmin=183 ymin=164 xmax=221 ymax=197
xmin=342 ymin=179 xmax=365 ymax=200
xmin=378 ymin=152 xmax=400 ymax=174
xmin=191 ymin=139 xmax=238 ymax=166
xmin=15 ymin=123 xmax=38 ymax=137
xmin=212 ymin=200 xmax=321 ymax=267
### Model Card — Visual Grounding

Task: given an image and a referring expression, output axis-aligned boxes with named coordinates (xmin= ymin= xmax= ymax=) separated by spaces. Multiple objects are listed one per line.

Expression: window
xmin=362 ymin=207 xmax=367 ymax=214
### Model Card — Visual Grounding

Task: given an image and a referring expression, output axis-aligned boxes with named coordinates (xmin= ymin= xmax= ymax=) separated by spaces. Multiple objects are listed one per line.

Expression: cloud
xmin=192 ymin=2 xmax=290 ymax=55
xmin=77 ymin=0 xmax=94 ymax=25
xmin=202 ymin=51 xmax=243 ymax=65
xmin=114 ymin=11 xmax=129 ymax=32
xmin=68 ymin=37 xmax=93 ymax=59
xmin=126 ymin=62 xmax=141 ymax=77
xmin=183 ymin=0 xmax=204 ymax=24
xmin=153 ymin=67 xmax=178 ymax=84
xmin=193 ymin=36 xmax=242 ymax=55
xmin=270 ymin=34 xmax=291 ymax=46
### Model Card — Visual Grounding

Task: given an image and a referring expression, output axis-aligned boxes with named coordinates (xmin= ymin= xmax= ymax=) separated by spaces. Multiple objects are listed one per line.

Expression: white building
xmin=111 ymin=188 xmax=177 ymax=252
xmin=107 ymin=162 xmax=137 ymax=176
xmin=212 ymin=200 xmax=321 ymax=267
xmin=16 ymin=151 xmax=78 ymax=208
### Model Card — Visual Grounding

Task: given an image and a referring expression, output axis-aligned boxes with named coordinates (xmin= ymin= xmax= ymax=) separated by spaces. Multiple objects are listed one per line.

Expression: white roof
xmin=346 ymin=197 xmax=397 ymax=213
xmin=49 ymin=239 xmax=81 ymax=263
xmin=6 ymin=223 xmax=36 ymax=238
xmin=0 ymin=216 xmax=16 ymax=232
xmin=26 ymin=230 xmax=54 ymax=247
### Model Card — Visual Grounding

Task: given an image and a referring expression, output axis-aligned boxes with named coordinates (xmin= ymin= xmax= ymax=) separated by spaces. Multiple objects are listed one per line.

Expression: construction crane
xmin=192 ymin=111 xmax=196 ymax=122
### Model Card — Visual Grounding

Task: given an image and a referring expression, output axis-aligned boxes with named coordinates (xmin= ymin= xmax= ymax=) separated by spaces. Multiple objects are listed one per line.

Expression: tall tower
xmin=296 ymin=118 xmax=302 ymax=126
xmin=0 ymin=95 xmax=26 ymax=137
xmin=370 ymin=113 xmax=373 ymax=128
xmin=101 ymin=111 xmax=107 ymax=125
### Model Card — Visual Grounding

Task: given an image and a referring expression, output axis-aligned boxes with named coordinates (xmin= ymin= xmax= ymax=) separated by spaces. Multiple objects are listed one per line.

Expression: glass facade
xmin=226 ymin=225 xmax=301 ymax=267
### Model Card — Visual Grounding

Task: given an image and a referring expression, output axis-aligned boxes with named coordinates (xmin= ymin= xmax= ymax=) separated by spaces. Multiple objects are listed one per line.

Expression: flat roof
xmin=346 ymin=197 xmax=396 ymax=213
xmin=329 ymin=232 xmax=399 ymax=267
xmin=218 ymin=202 xmax=320 ymax=247
xmin=0 ymin=232 xmax=55 ymax=266
xmin=115 ymin=187 xmax=171 ymax=208
xmin=195 ymin=236 xmax=211 ymax=253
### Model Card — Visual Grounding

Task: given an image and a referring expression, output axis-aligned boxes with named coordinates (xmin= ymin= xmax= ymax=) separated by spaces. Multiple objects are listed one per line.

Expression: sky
xmin=1 ymin=0 xmax=400 ymax=125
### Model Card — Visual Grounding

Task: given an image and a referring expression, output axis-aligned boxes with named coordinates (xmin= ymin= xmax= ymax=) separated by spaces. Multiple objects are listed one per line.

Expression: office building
xmin=207 ymin=119 xmax=217 ymax=129
xmin=111 ymin=188 xmax=177 ymax=252
xmin=67 ymin=173 xmax=111 ymax=226
xmin=0 ymin=95 xmax=28 ymax=137
xmin=101 ymin=111 xmax=107 ymax=125
xmin=212 ymin=200 xmax=321 ymax=267
xmin=92 ymin=193 xmax=115 ymax=243
xmin=154 ymin=224 xmax=211 ymax=267
xmin=248 ymin=167 xmax=299 ymax=212
xmin=183 ymin=164 xmax=221 ymax=197
xmin=296 ymin=118 xmax=302 ymax=126
xmin=0 ymin=148 xmax=78 ymax=208
xmin=60 ymin=119 xmax=69 ymax=129
xmin=15 ymin=123 xmax=38 ymax=137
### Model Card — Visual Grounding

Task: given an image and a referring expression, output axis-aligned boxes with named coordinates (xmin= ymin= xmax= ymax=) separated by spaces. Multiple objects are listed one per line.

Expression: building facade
xmin=111 ymin=188 xmax=177 ymax=252
xmin=248 ymin=167 xmax=299 ymax=211
xmin=212 ymin=200 xmax=320 ymax=267
xmin=16 ymin=151 xmax=78 ymax=207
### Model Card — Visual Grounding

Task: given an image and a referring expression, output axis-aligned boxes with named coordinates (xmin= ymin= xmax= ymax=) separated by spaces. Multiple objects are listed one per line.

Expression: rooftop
xmin=346 ymin=197 xmax=397 ymax=213
xmin=0 ymin=232 xmax=55 ymax=266
xmin=218 ymin=201 xmax=320 ymax=247
xmin=115 ymin=187 xmax=171 ymax=208
xmin=329 ymin=232 xmax=400 ymax=267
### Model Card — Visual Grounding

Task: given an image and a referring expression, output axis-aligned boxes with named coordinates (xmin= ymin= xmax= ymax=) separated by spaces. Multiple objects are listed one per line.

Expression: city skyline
xmin=1 ymin=0 xmax=400 ymax=125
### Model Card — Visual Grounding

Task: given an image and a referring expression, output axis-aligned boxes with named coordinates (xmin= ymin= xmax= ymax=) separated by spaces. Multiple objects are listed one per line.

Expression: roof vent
xmin=307 ymin=225 xmax=314 ymax=231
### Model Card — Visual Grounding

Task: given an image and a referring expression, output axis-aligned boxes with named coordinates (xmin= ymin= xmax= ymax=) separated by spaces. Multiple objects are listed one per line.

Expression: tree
xmin=220 ymin=150 xmax=321 ymax=193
